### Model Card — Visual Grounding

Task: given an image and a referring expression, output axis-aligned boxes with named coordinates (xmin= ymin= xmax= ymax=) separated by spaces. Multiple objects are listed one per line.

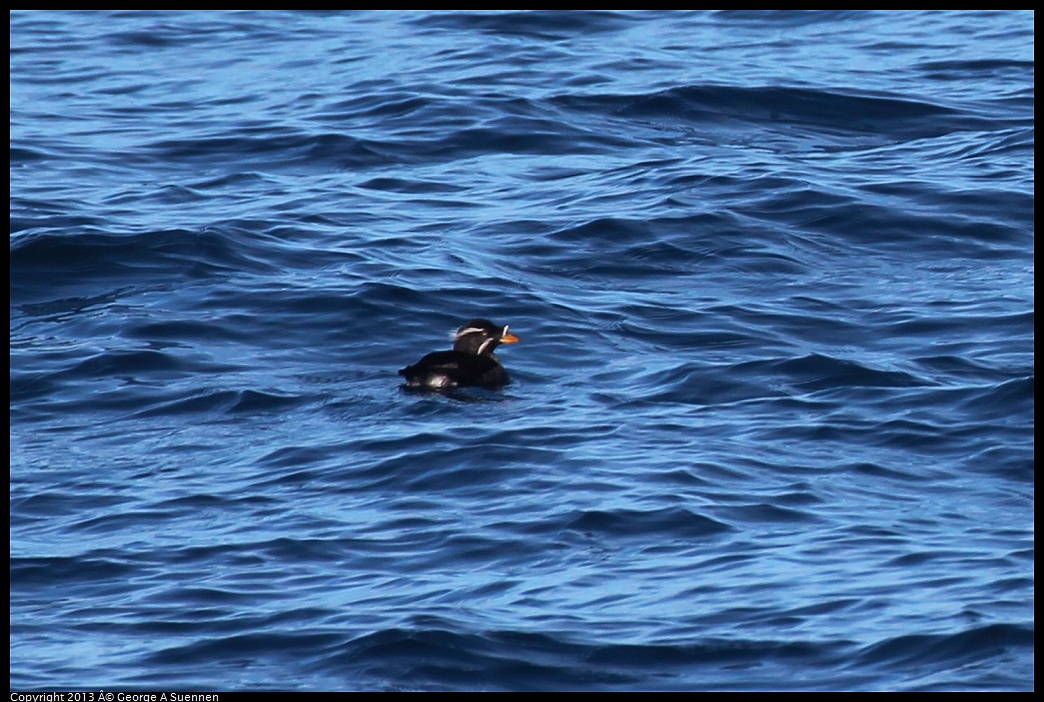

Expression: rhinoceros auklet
xmin=399 ymin=319 xmax=519 ymax=389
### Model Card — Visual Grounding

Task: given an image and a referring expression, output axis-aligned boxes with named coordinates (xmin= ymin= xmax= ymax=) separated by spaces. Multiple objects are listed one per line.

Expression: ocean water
xmin=9 ymin=10 xmax=1034 ymax=691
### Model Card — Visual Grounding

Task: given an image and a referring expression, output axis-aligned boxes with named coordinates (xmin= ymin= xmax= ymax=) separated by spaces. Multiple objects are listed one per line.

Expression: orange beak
xmin=500 ymin=328 xmax=520 ymax=344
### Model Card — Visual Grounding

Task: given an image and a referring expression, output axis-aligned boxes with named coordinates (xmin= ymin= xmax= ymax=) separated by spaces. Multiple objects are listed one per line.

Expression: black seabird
xmin=399 ymin=319 xmax=519 ymax=389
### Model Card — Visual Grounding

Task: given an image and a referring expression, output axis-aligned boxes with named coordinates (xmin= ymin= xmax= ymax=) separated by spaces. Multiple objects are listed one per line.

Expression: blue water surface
xmin=10 ymin=10 xmax=1034 ymax=691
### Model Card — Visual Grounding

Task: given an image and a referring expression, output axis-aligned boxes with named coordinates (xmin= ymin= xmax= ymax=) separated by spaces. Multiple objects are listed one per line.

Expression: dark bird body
xmin=399 ymin=319 xmax=519 ymax=389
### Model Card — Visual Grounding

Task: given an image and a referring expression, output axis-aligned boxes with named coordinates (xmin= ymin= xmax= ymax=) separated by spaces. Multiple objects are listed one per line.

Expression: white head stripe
xmin=477 ymin=337 xmax=495 ymax=354
xmin=456 ymin=326 xmax=487 ymax=338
